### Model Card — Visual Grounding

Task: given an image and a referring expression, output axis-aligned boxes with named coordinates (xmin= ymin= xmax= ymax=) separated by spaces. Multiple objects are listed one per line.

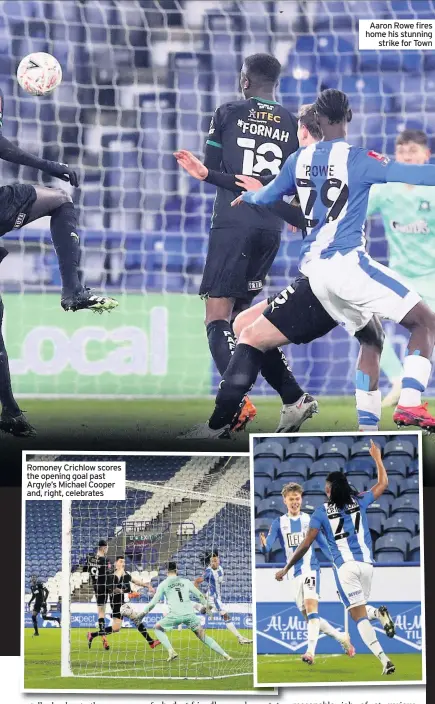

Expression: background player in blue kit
xmin=194 ymin=551 xmax=252 ymax=645
xmin=261 ymin=482 xmax=355 ymax=662
xmin=234 ymin=88 xmax=435 ymax=433
xmin=275 ymin=440 xmax=395 ymax=676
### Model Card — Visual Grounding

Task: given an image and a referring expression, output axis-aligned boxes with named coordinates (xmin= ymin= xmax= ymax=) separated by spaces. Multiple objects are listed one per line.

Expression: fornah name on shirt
xmin=304 ymin=164 xmax=335 ymax=178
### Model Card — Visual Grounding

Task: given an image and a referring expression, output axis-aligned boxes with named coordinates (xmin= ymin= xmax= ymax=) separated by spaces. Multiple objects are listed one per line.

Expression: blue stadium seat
xmin=349 ymin=438 xmax=372 ymax=457
xmin=255 ymin=476 xmax=271 ymax=499
xmin=318 ymin=440 xmax=349 ymax=460
xmin=384 ymin=515 xmax=415 ymax=538
xmin=381 ymin=457 xmax=408 ymax=479
xmin=270 ymin=438 xmax=292 ymax=452
xmin=255 ymin=517 xmax=272 ymax=534
xmin=383 ymin=476 xmax=401 ymax=499
xmin=344 ymin=458 xmax=374 ymax=479
xmin=392 ymin=511 xmax=419 ymax=535
xmin=254 ymin=495 xmax=261 ymax=514
xmin=383 ymin=439 xmax=415 ymax=459
xmin=408 ymin=458 xmax=419 ymax=476
xmin=347 ymin=475 xmax=370 ymax=494
xmin=286 ymin=440 xmax=317 ymax=461
xmin=376 ymin=551 xmax=405 ymax=565
xmin=254 ymin=458 xmax=278 ymax=479
xmin=270 ymin=547 xmax=286 ymax=564
xmin=303 ymin=478 xmax=326 ymax=497
xmin=277 ymin=459 xmax=309 ymax=481
xmin=254 ymin=441 xmax=285 ymax=461
xmin=302 ymin=495 xmax=326 ymax=514
xmin=375 ymin=533 xmax=408 ymax=560
xmin=408 ymin=535 xmax=420 ymax=563
xmin=367 ymin=512 xmax=384 ymax=540
xmin=401 ymin=476 xmax=419 ymax=495
xmin=256 ymin=497 xmax=283 ymax=519
xmin=256 ymin=552 xmax=266 ymax=565
xmin=391 ymin=495 xmax=419 ymax=514
xmin=367 ymin=494 xmax=391 ymax=520
xmin=309 ymin=458 xmax=341 ymax=478
xmin=266 ymin=480 xmax=287 ymax=498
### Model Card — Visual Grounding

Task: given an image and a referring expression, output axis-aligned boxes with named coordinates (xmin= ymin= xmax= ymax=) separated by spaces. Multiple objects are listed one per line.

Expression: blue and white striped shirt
xmin=264 ymin=512 xmax=332 ymax=578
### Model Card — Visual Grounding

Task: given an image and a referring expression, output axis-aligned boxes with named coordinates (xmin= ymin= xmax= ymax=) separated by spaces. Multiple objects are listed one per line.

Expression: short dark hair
xmin=315 ymin=89 xmax=352 ymax=125
xmin=98 ymin=539 xmax=108 ymax=547
xmin=396 ymin=129 xmax=428 ymax=148
xmin=298 ymin=104 xmax=322 ymax=140
xmin=115 ymin=555 xmax=125 ymax=562
xmin=168 ymin=561 xmax=177 ymax=572
xmin=244 ymin=53 xmax=281 ymax=85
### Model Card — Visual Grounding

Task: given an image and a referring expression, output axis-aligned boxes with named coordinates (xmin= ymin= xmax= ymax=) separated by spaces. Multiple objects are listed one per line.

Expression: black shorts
xmin=94 ymin=584 xmax=110 ymax=606
xmin=199 ymin=227 xmax=281 ymax=304
xmin=264 ymin=276 xmax=337 ymax=344
xmin=110 ymin=593 xmax=123 ymax=620
xmin=32 ymin=599 xmax=43 ymax=614
xmin=0 ymin=184 xmax=37 ymax=237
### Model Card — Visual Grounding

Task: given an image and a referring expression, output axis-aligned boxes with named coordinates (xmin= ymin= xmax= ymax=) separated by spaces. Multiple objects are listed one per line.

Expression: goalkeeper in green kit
xmin=133 ymin=561 xmax=232 ymax=662
xmin=367 ymin=129 xmax=435 ymax=406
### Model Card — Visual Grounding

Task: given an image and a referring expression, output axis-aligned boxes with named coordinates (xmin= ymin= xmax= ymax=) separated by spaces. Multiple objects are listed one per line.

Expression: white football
xmin=120 ymin=603 xmax=135 ymax=619
xmin=17 ymin=52 xmax=62 ymax=96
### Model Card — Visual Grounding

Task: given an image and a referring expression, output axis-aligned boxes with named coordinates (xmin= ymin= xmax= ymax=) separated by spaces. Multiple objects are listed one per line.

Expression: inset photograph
xmin=252 ymin=432 xmax=424 ymax=687
xmin=23 ymin=453 xmax=254 ymax=692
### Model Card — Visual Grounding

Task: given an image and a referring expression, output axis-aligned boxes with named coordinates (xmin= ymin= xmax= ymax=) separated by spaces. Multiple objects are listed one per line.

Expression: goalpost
xmin=60 ymin=456 xmax=253 ymax=680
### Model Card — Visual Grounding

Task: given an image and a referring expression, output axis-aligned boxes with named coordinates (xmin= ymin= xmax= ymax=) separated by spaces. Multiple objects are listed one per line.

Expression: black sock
xmin=32 ymin=614 xmax=39 ymax=635
xmin=98 ymin=617 xmax=105 ymax=635
xmin=0 ymin=299 xmax=20 ymax=416
xmin=43 ymin=615 xmax=59 ymax=623
xmin=50 ymin=202 xmax=81 ymax=296
xmin=261 ymin=348 xmax=304 ymax=404
xmin=104 ymin=626 xmax=113 ymax=635
xmin=209 ymin=343 xmax=264 ymax=429
xmin=206 ymin=320 xmax=236 ymax=375
xmin=138 ymin=623 xmax=154 ymax=644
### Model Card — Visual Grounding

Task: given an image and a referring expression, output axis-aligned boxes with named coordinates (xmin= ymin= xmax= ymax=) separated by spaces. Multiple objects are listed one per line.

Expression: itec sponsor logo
xmin=390 ymin=219 xmax=429 ymax=234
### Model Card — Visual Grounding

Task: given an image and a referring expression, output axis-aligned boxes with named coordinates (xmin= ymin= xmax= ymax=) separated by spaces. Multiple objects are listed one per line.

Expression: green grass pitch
xmin=24 ymin=628 xmax=257 ymax=691
xmin=8 ymin=395 xmax=435 ymax=474
xmin=257 ymin=652 xmax=423 ymax=685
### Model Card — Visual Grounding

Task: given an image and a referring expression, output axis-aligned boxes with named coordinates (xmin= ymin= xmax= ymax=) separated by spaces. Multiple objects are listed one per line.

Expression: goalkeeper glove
xmin=47 ymin=161 xmax=79 ymax=187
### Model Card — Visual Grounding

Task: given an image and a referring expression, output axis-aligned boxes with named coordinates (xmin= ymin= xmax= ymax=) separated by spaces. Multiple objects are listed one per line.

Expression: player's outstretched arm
xmin=260 ymin=518 xmax=280 ymax=557
xmin=0 ymin=133 xmax=78 ymax=186
xmin=189 ymin=582 xmax=209 ymax=608
xmin=174 ymin=149 xmax=273 ymax=192
xmin=234 ymin=154 xmax=297 ymax=207
xmin=275 ymin=527 xmax=319 ymax=581
xmin=368 ymin=439 xmax=388 ymax=499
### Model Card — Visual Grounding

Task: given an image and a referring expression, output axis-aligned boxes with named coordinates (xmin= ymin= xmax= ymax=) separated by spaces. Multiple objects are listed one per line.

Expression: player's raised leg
xmin=22 ymin=186 xmax=118 ymax=314
xmin=192 ymin=623 xmax=232 ymax=661
xmin=353 ymin=316 xmax=384 ymax=432
xmin=0 ymin=289 xmax=35 ymax=437
xmin=366 ymin=605 xmax=396 ymax=638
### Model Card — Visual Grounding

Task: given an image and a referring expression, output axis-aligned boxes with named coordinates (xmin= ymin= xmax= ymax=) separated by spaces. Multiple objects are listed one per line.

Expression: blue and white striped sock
xmin=399 ymin=351 xmax=431 ymax=407
xmin=355 ymin=372 xmax=381 ymax=431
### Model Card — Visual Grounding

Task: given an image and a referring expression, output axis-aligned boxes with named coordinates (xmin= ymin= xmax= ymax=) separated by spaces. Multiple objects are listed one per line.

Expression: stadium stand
xmin=253 ymin=435 xmax=420 ymax=564
xmin=25 ymin=455 xmax=250 ymax=605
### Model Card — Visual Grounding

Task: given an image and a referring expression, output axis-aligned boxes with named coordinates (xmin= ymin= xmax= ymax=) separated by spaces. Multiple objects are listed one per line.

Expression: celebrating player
xmin=228 ymin=89 xmax=435 ymax=432
xmin=28 ymin=575 xmax=60 ymax=636
xmin=0 ymin=87 xmax=117 ymax=314
xmin=87 ymin=555 xmax=160 ymax=649
xmin=366 ymin=129 xmax=435 ymax=406
xmin=196 ymin=52 xmax=316 ymax=431
xmin=194 ymin=551 xmax=252 ymax=645
xmin=132 ymin=561 xmax=232 ymax=663
xmin=261 ymin=482 xmax=355 ymax=660
xmin=275 ymin=440 xmax=395 ymax=675
xmin=84 ymin=540 xmax=113 ymax=650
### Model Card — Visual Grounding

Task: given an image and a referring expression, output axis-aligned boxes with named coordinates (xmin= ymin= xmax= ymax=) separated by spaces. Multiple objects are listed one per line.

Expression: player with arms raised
xmin=191 ymin=53 xmax=317 ymax=433
xmin=194 ymin=550 xmax=252 ymax=645
xmin=275 ymin=441 xmax=395 ymax=675
xmin=132 ymin=561 xmax=232 ymax=662
xmin=261 ymin=482 xmax=355 ymax=661
xmin=87 ymin=555 xmax=160 ymax=649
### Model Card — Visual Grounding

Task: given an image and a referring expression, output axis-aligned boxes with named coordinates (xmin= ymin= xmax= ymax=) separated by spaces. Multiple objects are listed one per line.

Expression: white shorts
xmin=207 ymin=594 xmax=227 ymax=616
xmin=293 ymin=570 xmax=320 ymax=612
xmin=336 ymin=561 xmax=373 ymax=610
xmin=301 ymin=250 xmax=421 ymax=335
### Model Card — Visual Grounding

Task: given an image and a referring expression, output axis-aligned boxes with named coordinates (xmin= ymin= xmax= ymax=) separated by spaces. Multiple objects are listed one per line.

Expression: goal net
xmin=59 ymin=454 xmax=252 ymax=680
xmin=2 ymin=0 xmax=434 ymax=397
